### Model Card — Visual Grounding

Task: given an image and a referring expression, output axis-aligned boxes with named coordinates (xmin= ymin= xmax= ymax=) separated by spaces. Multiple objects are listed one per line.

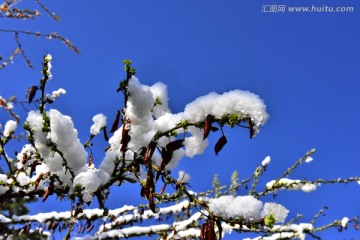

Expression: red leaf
xmin=203 ymin=114 xmax=214 ymax=140
xmin=86 ymin=225 xmax=94 ymax=233
xmin=120 ymin=126 xmax=130 ymax=153
xmin=42 ymin=183 xmax=54 ymax=202
xmin=158 ymin=183 xmax=167 ymax=195
xmin=200 ymin=223 xmax=206 ymax=240
xmin=140 ymin=186 xmax=147 ymax=198
xmin=200 ymin=221 xmax=215 ymax=240
xmin=34 ymin=174 xmax=43 ymax=191
xmin=166 ymin=139 xmax=184 ymax=151
xmin=28 ymin=86 xmax=38 ymax=104
xmin=216 ymin=219 xmax=223 ymax=240
xmin=110 ymin=110 xmax=120 ymax=133
xmin=214 ymin=135 xmax=227 ymax=155
xmin=144 ymin=141 xmax=156 ymax=164
xmin=160 ymin=149 xmax=173 ymax=171
xmin=88 ymin=154 xmax=93 ymax=166
xmin=148 ymin=192 xmax=158 ymax=213
xmin=211 ymin=126 xmax=219 ymax=132
xmin=249 ymin=120 xmax=255 ymax=139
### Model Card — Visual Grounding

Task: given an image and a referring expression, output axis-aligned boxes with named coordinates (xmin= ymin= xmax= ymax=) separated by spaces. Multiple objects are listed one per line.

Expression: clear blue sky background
xmin=1 ymin=1 xmax=360 ymax=239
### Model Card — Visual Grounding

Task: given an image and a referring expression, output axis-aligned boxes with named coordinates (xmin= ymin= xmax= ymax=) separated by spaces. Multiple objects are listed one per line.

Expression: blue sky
xmin=1 ymin=1 xmax=360 ymax=239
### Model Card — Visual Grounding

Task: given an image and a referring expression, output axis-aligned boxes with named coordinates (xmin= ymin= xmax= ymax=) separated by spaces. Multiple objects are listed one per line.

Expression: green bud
xmin=264 ymin=214 xmax=276 ymax=228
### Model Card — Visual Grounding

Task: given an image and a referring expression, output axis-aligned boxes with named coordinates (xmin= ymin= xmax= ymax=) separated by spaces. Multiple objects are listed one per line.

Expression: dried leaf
xmin=110 ymin=110 xmax=120 ymax=133
xmin=28 ymin=85 xmax=38 ymax=104
xmin=166 ymin=139 xmax=184 ymax=151
xmin=203 ymin=114 xmax=214 ymax=140
xmin=214 ymin=135 xmax=227 ymax=155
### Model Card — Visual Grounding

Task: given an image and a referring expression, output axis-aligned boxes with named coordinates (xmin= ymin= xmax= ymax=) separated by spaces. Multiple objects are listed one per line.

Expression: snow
xmin=209 ymin=195 xmax=289 ymax=225
xmin=181 ymin=89 xmax=269 ymax=136
xmin=0 ymin=174 xmax=9 ymax=195
xmin=244 ymin=223 xmax=313 ymax=240
xmin=183 ymin=126 xmax=209 ymax=157
xmin=177 ymin=170 xmax=191 ymax=183
xmin=26 ymin=109 xmax=88 ymax=188
xmin=266 ymin=178 xmax=318 ymax=192
xmin=45 ymin=53 xmax=53 ymax=79
xmin=90 ymin=113 xmax=107 ymax=136
xmin=48 ymin=88 xmax=66 ymax=101
xmin=149 ymin=82 xmax=170 ymax=118
xmin=261 ymin=202 xmax=289 ymax=223
xmin=48 ymin=109 xmax=87 ymax=173
xmin=341 ymin=217 xmax=349 ymax=228
xmin=209 ymin=195 xmax=263 ymax=221
xmin=17 ymin=171 xmax=30 ymax=186
xmin=73 ymin=170 xmax=103 ymax=202
xmin=305 ymin=156 xmax=313 ymax=163
xmin=3 ymin=120 xmax=17 ymax=137
xmin=0 ymin=96 xmax=14 ymax=110
xmin=0 ymin=214 xmax=11 ymax=223
xmin=262 ymin=156 xmax=271 ymax=167
xmin=125 ymin=76 xmax=156 ymax=151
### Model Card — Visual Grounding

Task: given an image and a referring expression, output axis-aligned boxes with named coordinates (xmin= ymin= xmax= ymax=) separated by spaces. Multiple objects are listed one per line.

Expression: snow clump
xmin=90 ymin=113 xmax=107 ymax=136
xmin=3 ymin=120 xmax=17 ymax=137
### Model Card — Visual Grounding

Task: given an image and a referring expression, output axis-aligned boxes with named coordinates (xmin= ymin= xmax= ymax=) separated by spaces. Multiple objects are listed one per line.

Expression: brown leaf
xmin=214 ymin=135 xmax=227 ymax=155
xmin=166 ymin=139 xmax=184 ymax=151
xmin=203 ymin=114 xmax=214 ymax=140
xmin=28 ymin=86 xmax=38 ymax=104
xmin=110 ymin=110 xmax=120 ymax=133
